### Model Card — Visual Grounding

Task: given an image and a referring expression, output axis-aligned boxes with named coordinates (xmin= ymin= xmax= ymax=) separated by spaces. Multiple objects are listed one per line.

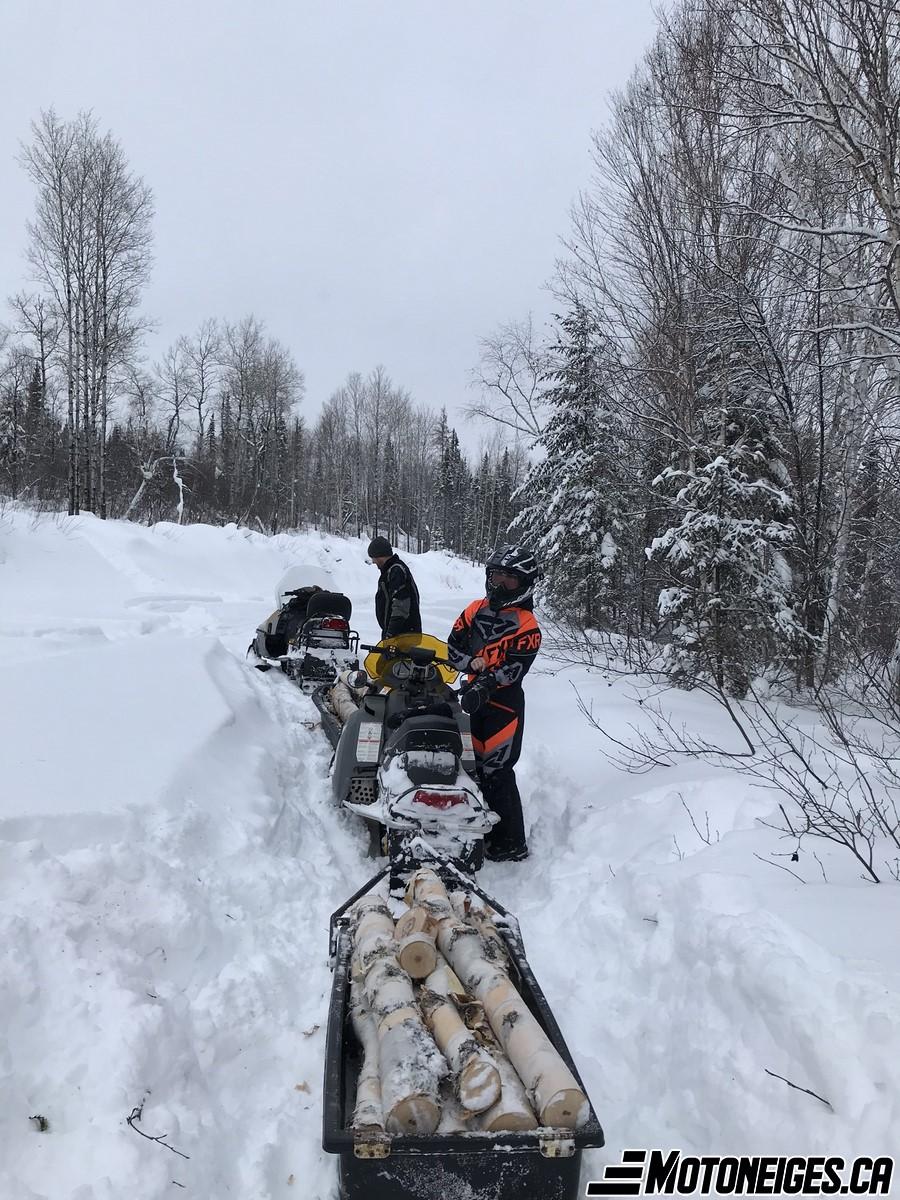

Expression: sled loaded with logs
xmin=322 ymin=856 xmax=605 ymax=1200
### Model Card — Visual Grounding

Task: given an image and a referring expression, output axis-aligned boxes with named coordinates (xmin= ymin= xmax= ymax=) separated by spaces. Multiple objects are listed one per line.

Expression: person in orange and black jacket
xmin=447 ymin=544 xmax=542 ymax=862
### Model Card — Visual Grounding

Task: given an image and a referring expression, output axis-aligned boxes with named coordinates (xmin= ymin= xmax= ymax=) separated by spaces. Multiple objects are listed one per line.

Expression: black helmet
xmin=485 ymin=543 xmax=541 ymax=608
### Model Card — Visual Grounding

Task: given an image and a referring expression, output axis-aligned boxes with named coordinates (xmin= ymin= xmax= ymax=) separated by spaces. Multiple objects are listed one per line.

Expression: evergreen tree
xmin=515 ymin=303 xmax=627 ymax=626
xmin=649 ymin=339 xmax=802 ymax=694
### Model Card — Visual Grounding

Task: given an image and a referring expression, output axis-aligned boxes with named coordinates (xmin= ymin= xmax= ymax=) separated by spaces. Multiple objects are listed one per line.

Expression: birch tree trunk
xmin=394 ymin=907 xmax=438 ymax=979
xmin=417 ymin=974 xmax=501 ymax=1114
xmin=424 ymin=953 xmax=537 ymax=1131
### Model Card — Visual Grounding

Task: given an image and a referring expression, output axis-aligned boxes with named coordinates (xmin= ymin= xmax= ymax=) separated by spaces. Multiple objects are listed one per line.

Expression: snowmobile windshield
xmin=275 ymin=565 xmax=334 ymax=608
xmin=364 ymin=632 xmax=458 ymax=687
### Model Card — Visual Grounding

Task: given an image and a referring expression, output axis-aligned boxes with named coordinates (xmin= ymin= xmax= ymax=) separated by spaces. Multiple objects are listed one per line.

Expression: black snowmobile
xmin=312 ymin=634 xmax=497 ymax=889
xmin=250 ymin=567 xmax=359 ymax=692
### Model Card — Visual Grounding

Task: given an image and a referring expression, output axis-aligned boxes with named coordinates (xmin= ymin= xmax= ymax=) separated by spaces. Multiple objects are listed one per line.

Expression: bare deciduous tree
xmin=19 ymin=109 xmax=153 ymax=516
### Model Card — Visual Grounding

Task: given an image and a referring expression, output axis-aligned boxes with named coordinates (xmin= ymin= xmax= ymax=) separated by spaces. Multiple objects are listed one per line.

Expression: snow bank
xmin=0 ymin=509 xmax=897 ymax=1199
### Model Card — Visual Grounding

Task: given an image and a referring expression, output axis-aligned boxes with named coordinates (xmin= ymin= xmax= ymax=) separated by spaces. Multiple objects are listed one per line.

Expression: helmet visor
xmin=487 ymin=568 xmax=522 ymax=590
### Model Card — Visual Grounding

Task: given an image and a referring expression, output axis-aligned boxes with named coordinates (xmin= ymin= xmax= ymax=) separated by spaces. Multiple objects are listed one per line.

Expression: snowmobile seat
xmin=385 ymin=700 xmax=455 ymax=730
xmin=386 ymin=712 xmax=463 ymax=758
xmin=307 ymin=591 xmax=352 ymax=621
xmin=300 ymin=593 xmax=354 ymax=650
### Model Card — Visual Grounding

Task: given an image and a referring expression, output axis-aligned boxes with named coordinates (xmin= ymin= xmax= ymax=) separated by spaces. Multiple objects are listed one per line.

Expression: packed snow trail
xmin=0 ymin=641 xmax=360 ymax=1196
xmin=1 ymin=511 xmax=898 ymax=1200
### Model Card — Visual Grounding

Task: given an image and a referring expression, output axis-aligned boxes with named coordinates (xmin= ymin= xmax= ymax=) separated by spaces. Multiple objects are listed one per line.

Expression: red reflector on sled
xmin=320 ymin=618 xmax=348 ymax=630
xmin=413 ymin=789 xmax=467 ymax=809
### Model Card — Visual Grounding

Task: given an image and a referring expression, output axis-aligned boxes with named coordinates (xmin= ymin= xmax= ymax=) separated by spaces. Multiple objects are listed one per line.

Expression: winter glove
xmin=459 ymin=673 xmax=497 ymax=715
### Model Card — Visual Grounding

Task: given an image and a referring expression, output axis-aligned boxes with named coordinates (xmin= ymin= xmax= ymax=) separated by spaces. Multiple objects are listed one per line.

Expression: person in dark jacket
xmin=447 ymin=543 xmax=542 ymax=863
xmin=368 ymin=535 xmax=422 ymax=639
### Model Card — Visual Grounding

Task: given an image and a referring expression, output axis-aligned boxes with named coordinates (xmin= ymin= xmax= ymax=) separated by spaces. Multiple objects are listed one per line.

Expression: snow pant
xmin=470 ymin=687 xmax=527 ymax=853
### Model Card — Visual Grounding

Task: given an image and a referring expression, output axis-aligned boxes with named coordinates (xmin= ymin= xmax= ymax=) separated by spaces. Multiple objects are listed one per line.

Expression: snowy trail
xmin=1 ymin=512 xmax=898 ymax=1199
xmin=0 ymin=516 xmax=379 ymax=1199
xmin=0 ymin=638 xmax=361 ymax=1198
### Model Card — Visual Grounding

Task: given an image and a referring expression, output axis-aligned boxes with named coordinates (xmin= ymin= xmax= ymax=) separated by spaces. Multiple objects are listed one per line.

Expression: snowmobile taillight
xmin=413 ymin=789 xmax=468 ymax=809
xmin=320 ymin=617 xmax=348 ymax=630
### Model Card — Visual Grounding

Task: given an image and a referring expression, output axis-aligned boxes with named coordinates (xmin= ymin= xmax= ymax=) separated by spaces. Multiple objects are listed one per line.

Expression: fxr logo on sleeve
xmin=586 ymin=1151 xmax=894 ymax=1197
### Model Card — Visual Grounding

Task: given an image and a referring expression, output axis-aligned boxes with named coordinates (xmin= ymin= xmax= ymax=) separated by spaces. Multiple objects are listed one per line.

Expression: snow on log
xmin=349 ymin=975 xmax=384 ymax=1131
xmin=394 ymin=907 xmax=438 ymax=979
xmin=478 ymin=1049 xmax=539 ymax=1132
xmin=352 ymin=896 xmax=446 ymax=1135
xmin=406 ymin=869 xmax=589 ymax=1129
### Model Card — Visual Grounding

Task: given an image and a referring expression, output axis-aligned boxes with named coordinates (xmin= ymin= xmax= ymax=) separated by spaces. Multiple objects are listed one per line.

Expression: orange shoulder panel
xmin=513 ymin=608 xmax=540 ymax=633
xmin=464 ymin=598 xmax=487 ymax=622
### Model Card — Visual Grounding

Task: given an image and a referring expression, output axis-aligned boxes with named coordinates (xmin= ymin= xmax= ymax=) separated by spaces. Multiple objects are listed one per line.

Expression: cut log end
xmin=385 ymin=1094 xmax=441 ymax=1136
xmin=352 ymin=1119 xmax=384 ymax=1134
xmin=538 ymin=1087 xmax=590 ymax=1130
xmin=395 ymin=907 xmax=431 ymax=940
xmin=458 ymin=1058 xmax=502 ymax=1114
xmin=397 ymin=933 xmax=438 ymax=979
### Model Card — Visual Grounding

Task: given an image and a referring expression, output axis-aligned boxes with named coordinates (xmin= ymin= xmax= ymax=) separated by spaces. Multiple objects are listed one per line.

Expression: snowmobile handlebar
xmin=360 ymin=641 xmax=499 ymax=702
xmin=360 ymin=642 xmax=456 ymax=669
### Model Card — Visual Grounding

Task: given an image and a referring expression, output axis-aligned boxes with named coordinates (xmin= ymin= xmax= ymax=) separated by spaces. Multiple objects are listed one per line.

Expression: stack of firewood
xmin=348 ymin=867 xmax=589 ymax=1136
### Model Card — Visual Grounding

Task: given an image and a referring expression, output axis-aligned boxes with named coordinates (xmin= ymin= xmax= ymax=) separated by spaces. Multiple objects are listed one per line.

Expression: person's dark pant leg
xmin=470 ymin=688 xmax=527 ymax=853
xmin=481 ymin=768 xmax=526 ymax=851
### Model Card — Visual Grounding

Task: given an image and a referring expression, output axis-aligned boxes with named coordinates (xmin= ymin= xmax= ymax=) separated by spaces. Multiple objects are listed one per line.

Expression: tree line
xmin=0 ymin=110 xmax=525 ymax=559
xmin=473 ymin=0 xmax=900 ymax=699
xmin=469 ymin=0 xmax=900 ymax=879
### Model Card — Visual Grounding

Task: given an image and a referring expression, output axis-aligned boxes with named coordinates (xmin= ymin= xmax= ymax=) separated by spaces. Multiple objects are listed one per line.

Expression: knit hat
xmin=367 ymin=536 xmax=392 ymax=559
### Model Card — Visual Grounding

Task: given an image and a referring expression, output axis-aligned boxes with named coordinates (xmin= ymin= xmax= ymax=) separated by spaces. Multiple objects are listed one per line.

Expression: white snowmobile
xmin=313 ymin=634 xmax=498 ymax=889
xmin=250 ymin=565 xmax=360 ymax=692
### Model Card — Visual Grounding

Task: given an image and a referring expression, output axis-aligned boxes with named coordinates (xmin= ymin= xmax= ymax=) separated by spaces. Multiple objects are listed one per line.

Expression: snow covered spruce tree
xmin=515 ymin=302 xmax=628 ymax=627
xmin=649 ymin=334 xmax=801 ymax=695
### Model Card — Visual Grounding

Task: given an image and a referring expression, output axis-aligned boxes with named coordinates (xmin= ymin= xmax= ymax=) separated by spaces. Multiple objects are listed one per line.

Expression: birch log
xmin=450 ymin=891 xmax=507 ymax=965
xmin=418 ymin=985 xmax=501 ymax=1114
xmin=349 ymin=975 xmax=384 ymax=1130
xmin=406 ymin=870 xmax=589 ymax=1129
xmin=478 ymin=1050 xmax=539 ymax=1132
xmin=428 ymin=960 xmax=537 ymax=1131
xmin=329 ymin=678 xmax=359 ymax=725
xmin=395 ymin=907 xmax=438 ymax=979
xmin=352 ymin=896 xmax=446 ymax=1134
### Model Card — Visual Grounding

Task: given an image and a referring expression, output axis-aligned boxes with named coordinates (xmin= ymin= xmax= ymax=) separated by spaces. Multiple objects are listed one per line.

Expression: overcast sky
xmin=1 ymin=0 xmax=657 ymax=439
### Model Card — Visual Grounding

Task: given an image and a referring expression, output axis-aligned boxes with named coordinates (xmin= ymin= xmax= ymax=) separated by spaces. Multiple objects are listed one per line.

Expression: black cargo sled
xmin=322 ymin=861 xmax=605 ymax=1200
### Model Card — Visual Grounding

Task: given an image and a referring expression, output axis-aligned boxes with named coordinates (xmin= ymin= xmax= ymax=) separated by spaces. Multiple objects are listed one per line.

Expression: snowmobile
xmin=250 ymin=566 xmax=359 ymax=692
xmin=312 ymin=633 xmax=498 ymax=890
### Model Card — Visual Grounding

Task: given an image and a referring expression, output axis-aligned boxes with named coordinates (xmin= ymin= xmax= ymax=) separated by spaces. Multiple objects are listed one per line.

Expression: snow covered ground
xmin=1 ymin=508 xmax=898 ymax=1199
